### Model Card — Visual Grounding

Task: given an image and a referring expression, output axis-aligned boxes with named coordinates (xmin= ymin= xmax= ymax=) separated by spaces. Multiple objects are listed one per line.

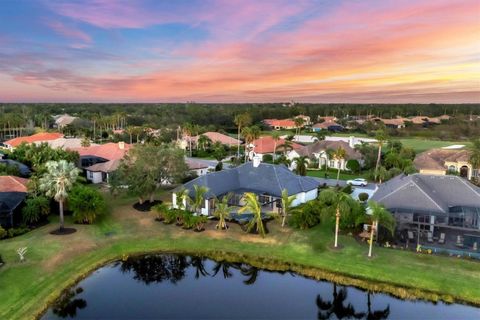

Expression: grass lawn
xmin=0 ymin=192 xmax=479 ymax=319
xmin=307 ymin=168 xmax=367 ymax=181
xmin=398 ymin=138 xmax=472 ymax=153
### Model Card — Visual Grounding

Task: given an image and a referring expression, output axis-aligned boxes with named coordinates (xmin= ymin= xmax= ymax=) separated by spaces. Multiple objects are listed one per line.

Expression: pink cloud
xmin=46 ymin=20 xmax=91 ymax=44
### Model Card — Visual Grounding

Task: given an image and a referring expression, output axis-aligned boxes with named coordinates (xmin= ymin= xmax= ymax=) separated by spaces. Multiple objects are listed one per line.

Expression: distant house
xmin=186 ymin=158 xmax=214 ymax=176
xmin=287 ymin=140 xmax=363 ymax=171
xmin=414 ymin=148 xmax=477 ymax=180
xmin=371 ymin=174 xmax=480 ymax=252
xmin=3 ymin=132 xmax=64 ymax=151
xmin=249 ymin=136 xmax=303 ymax=160
xmin=172 ymin=160 xmax=320 ymax=216
xmin=54 ymin=114 xmax=77 ymax=129
xmin=0 ymin=176 xmax=29 ymax=228
xmin=195 ymin=132 xmax=240 ymax=147
xmin=35 ymin=138 xmax=95 ymax=150
xmin=324 ymin=136 xmax=377 ymax=146
xmin=377 ymin=118 xmax=406 ymax=129
xmin=317 ymin=116 xmax=337 ymax=123
xmin=73 ymin=142 xmax=131 ymax=184
xmin=282 ymin=135 xmax=319 ymax=144
xmin=312 ymin=121 xmax=344 ymax=132
xmin=263 ymin=119 xmax=297 ymax=130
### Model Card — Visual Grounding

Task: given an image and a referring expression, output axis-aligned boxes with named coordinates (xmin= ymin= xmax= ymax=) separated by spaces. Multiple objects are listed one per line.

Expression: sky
xmin=0 ymin=0 xmax=479 ymax=103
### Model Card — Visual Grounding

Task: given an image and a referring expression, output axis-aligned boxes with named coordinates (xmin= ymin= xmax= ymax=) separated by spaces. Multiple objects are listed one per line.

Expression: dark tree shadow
xmin=52 ymin=287 xmax=87 ymax=318
xmin=120 ymin=254 xmax=189 ymax=284
xmin=316 ymin=284 xmax=365 ymax=319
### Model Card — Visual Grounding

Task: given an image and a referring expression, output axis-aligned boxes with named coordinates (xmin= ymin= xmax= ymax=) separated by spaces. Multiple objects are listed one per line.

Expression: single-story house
xmin=281 ymin=135 xmax=318 ymax=144
xmin=317 ymin=116 xmax=337 ymax=123
xmin=311 ymin=121 xmax=344 ymax=132
xmin=249 ymin=136 xmax=303 ymax=160
xmin=376 ymin=118 xmax=406 ymax=129
xmin=186 ymin=158 xmax=215 ymax=176
xmin=35 ymin=138 xmax=96 ymax=150
xmin=53 ymin=114 xmax=77 ymax=129
xmin=324 ymin=136 xmax=377 ymax=146
xmin=0 ymin=176 xmax=29 ymax=228
xmin=172 ymin=160 xmax=321 ymax=216
xmin=414 ymin=148 xmax=477 ymax=180
xmin=3 ymin=132 xmax=64 ymax=151
xmin=263 ymin=119 xmax=297 ymax=130
xmin=287 ymin=140 xmax=363 ymax=171
xmin=371 ymin=174 xmax=480 ymax=251
xmin=73 ymin=142 xmax=131 ymax=184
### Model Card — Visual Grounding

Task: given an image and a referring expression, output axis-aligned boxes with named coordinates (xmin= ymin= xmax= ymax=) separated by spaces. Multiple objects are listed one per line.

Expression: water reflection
xmin=317 ymin=284 xmax=365 ymax=319
xmin=119 ymin=254 xmax=189 ymax=284
xmin=51 ymin=288 xmax=87 ymax=318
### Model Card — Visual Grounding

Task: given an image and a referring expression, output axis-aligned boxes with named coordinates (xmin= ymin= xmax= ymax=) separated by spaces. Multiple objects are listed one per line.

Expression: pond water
xmin=42 ymin=254 xmax=479 ymax=319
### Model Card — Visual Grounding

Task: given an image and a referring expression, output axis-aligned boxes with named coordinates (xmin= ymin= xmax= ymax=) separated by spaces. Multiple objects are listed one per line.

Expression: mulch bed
xmin=133 ymin=200 xmax=162 ymax=212
xmin=50 ymin=227 xmax=77 ymax=235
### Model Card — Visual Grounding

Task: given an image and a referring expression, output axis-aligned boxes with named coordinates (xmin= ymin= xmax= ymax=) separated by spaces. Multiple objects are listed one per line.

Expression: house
xmin=281 ymin=135 xmax=319 ymax=144
xmin=324 ymin=136 xmax=377 ymax=146
xmin=0 ymin=176 xmax=29 ymax=228
xmin=378 ymin=118 xmax=406 ymax=129
xmin=295 ymin=115 xmax=311 ymax=126
xmin=193 ymin=132 xmax=241 ymax=147
xmin=54 ymin=114 xmax=77 ymax=129
xmin=317 ymin=116 xmax=337 ymax=123
xmin=3 ymin=132 xmax=64 ymax=151
xmin=249 ymin=136 xmax=303 ymax=160
xmin=186 ymin=158 xmax=214 ymax=176
xmin=73 ymin=142 xmax=131 ymax=183
xmin=263 ymin=119 xmax=297 ymax=130
xmin=287 ymin=140 xmax=363 ymax=171
xmin=0 ymin=159 xmax=31 ymax=176
xmin=414 ymin=148 xmax=477 ymax=180
xmin=172 ymin=160 xmax=321 ymax=216
xmin=311 ymin=121 xmax=344 ymax=132
xmin=35 ymin=138 xmax=96 ymax=150
xmin=371 ymin=174 xmax=480 ymax=252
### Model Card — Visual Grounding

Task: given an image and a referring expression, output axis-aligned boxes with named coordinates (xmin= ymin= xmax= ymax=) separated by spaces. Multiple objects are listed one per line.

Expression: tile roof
xmin=178 ymin=162 xmax=320 ymax=199
xmin=186 ymin=158 xmax=209 ymax=170
xmin=414 ymin=149 xmax=471 ymax=171
xmin=312 ymin=121 xmax=344 ymax=129
xmin=5 ymin=132 xmax=64 ymax=148
xmin=263 ymin=119 xmax=297 ymax=128
xmin=371 ymin=174 xmax=480 ymax=214
xmin=36 ymin=138 xmax=98 ymax=150
xmin=192 ymin=132 xmax=241 ymax=146
xmin=73 ymin=142 xmax=131 ymax=161
xmin=252 ymin=136 xmax=303 ymax=154
xmin=0 ymin=176 xmax=29 ymax=193
xmin=295 ymin=140 xmax=362 ymax=160
xmin=85 ymin=159 xmax=121 ymax=173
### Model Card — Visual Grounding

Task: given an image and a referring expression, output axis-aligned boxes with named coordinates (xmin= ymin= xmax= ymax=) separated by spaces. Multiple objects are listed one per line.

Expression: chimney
xmin=118 ymin=141 xmax=125 ymax=150
xmin=349 ymin=136 xmax=355 ymax=148
xmin=252 ymin=155 xmax=261 ymax=168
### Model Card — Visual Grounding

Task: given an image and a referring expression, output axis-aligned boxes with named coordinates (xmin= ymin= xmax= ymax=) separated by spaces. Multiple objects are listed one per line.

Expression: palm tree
xmin=271 ymin=131 xmax=281 ymax=161
xmin=376 ymin=166 xmax=389 ymax=184
xmin=278 ymin=139 xmax=293 ymax=155
xmin=319 ymin=190 xmax=351 ymax=248
xmin=294 ymin=156 xmax=308 ymax=176
xmin=234 ymin=113 xmax=252 ymax=159
xmin=214 ymin=194 xmax=233 ymax=230
xmin=197 ymin=134 xmax=212 ymax=151
xmin=469 ymin=139 xmax=480 ymax=179
xmin=332 ymin=147 xmax=347 ymax=184
xmin=175 ymin=188 xmax=190 ymax=210
xmin=191 ymin=185 xmax=209 ymax=214
xmin=374 ymin=129 xmax=388 ymax=181
xmin=241 ymin=126 xmax=260 ymax=161
xmin=361 ymin=201 xmax=396 ymax=258
xmin=280 ymin=189 xmax=297 ymax=227
xmin=294 ymin=117 xmax=305 ymax=135
xmin=238 ymin=192 xmax=266 ymax=237
xmin=39 ymin=160 xmax=80 ymax=230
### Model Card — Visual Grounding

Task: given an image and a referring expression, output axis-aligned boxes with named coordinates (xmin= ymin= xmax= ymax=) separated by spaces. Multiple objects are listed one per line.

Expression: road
xmin=312 ymin=177 xmax=377 ymax=200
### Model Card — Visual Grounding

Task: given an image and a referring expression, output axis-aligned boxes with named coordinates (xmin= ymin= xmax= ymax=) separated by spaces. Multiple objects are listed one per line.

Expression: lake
xmin=42 ymin=254 xmax=480 ymax=319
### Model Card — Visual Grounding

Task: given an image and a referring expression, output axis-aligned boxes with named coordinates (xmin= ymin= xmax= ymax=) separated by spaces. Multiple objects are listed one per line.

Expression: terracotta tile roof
xmin=414 ymin=148 xmax=472 ymax=171
xmin=312 ymin=120 xmax=343 ymax=129
xmin=263 ymin=119 xmax=297 ymax=128
xmin=73 ymin=142 xmax=131 ymax=161
xmin=380 ymin=118 xmax=406 ymax=126
xmin=252 ymin=136 xmax=303 ymax=154
xmin=192 ymin=132 xmax=241 ymax=146
xmin=0 ymin=176 xmax=29 ymax=193
xmin=5 ymin=132 xmax=64 ymax=148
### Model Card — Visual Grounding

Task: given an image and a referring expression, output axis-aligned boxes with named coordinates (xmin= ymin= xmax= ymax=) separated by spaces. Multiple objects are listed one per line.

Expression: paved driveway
xmin=312 ymin=177 xmax=377 ymax=200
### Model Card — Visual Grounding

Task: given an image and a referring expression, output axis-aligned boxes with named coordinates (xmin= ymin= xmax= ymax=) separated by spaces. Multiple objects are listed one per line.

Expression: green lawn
xmin=307 ymin=168 xmax=367 ymax=181
xmin=0 ymin=192 xmax=479 ymax=319
xmin=398 ymin=138 xmax=472 ymax=153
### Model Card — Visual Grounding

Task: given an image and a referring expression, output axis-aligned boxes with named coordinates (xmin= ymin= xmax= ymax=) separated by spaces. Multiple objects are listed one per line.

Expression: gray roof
xmin=0 ymin=192 xmax=27 ymax=214
xmin=177 ymin=162 xmax=320 ymax=198
xmin=371 ymin=174 xmax=480 ymax=213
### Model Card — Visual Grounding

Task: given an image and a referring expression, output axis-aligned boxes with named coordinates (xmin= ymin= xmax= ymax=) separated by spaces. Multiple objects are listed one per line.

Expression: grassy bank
xmin=0 ymin=193 xmax=479 ymax=319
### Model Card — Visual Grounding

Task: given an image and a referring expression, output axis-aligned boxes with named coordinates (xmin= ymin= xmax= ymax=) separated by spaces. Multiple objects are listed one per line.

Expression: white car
xmin=347 ymin=178 xmax=368 ymax=187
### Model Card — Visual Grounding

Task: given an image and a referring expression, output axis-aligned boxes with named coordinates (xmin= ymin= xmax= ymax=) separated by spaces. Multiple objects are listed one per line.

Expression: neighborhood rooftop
xmin=178 ymin=162 xmax=320 ymax=199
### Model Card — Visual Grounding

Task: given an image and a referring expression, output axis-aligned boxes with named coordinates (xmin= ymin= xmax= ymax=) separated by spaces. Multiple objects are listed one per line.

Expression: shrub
xmin=193 ymin=215 xmax=208 ymax=231
xmin=152 ymin=203 xmax=169 ymax=220
xmin=22 ymin=196 xmax=50 ymax=224
xmin=358 ymin=192 xmax=369 ymax=202
xmin=7 ymin=227 xmax=30 ymax=238
xmin=262 ymin=154 xmax=273 ymax=163
xmin=342 ymin=184 xmax=353 ymax=194
xmin=182 ymin=212 xmax=195 ymax=229
xmin=346 ymin=159 xmax=360 ymax=173
xmin=69 ymin=185 xmax=108 ymax=224
xmin=163 ymin=209 xmax=179 ymax=224
xmin=0 ymin=226 xmax=7 ymax=239
xmin=289 ymin=201 xmax=321 ymax=229
xmin=215 ymin=161 xmax=223 ymax=171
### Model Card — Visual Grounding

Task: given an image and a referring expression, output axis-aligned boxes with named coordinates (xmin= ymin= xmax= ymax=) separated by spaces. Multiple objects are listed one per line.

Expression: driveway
xmin=312 ymin=177 xmax=377 ymax=200
xmin=186 ymin=157 xmax=232 ymax=169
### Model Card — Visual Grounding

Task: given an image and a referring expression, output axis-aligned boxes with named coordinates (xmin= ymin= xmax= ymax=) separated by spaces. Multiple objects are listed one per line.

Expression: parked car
xmin=347 ymin=178 xmax=368 ymax=187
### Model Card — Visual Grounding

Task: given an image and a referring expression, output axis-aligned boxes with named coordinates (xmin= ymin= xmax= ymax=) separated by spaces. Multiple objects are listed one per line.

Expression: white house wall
xmin=87 ymin=171 xmax=103 ymax=184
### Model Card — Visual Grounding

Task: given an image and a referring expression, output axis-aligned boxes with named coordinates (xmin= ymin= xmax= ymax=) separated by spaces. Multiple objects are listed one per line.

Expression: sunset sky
xmin=1 ymin=0 xmax=479 ymax=103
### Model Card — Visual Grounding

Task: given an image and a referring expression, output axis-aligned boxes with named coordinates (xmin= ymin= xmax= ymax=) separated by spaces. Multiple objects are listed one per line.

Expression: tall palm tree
xmin=214 ymin=194 xmax=233 ymax=230
xmin=39 ymin=160 xmax=80 ymax=230
xmin=280 ymin=189 xmax=297 ymax=227
xmin=319 ymin=190 xmax=351 ymax=248
xmin=374 ymin=129 xmax=388 ymax=181
xmin=271 ymin=131 xmax=281 ymax=161
xmin=361 ymin=201 xmax=396 ymax=258
xmin=191 ymin=185 xmax=209 ymax=215
xmin=294 ymin=156 xmax=308 ymax=176
xmin=197 ymin=134 xmax=212 ymax=151
xmin=469 ymin=139 xmax=480 ymax=179
xmin=241 ymin=126 xmax=260 ymax=161
xmin=175 ymin=188 xmax=190 ymax=210
xmin=238 ymin=192 xmax=266 ymax=237
xmin=317 ymin=284 xmax=365 ymax=319
xmin=332 ymin=147 xmax=347 ymax=184
xmin=294 ymin=117 xmax=305 ymax=135
xmin=278 ymin=139 xmax=293 ymax=156
xmin=234 ymin=113 xmax=252 ymax=159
